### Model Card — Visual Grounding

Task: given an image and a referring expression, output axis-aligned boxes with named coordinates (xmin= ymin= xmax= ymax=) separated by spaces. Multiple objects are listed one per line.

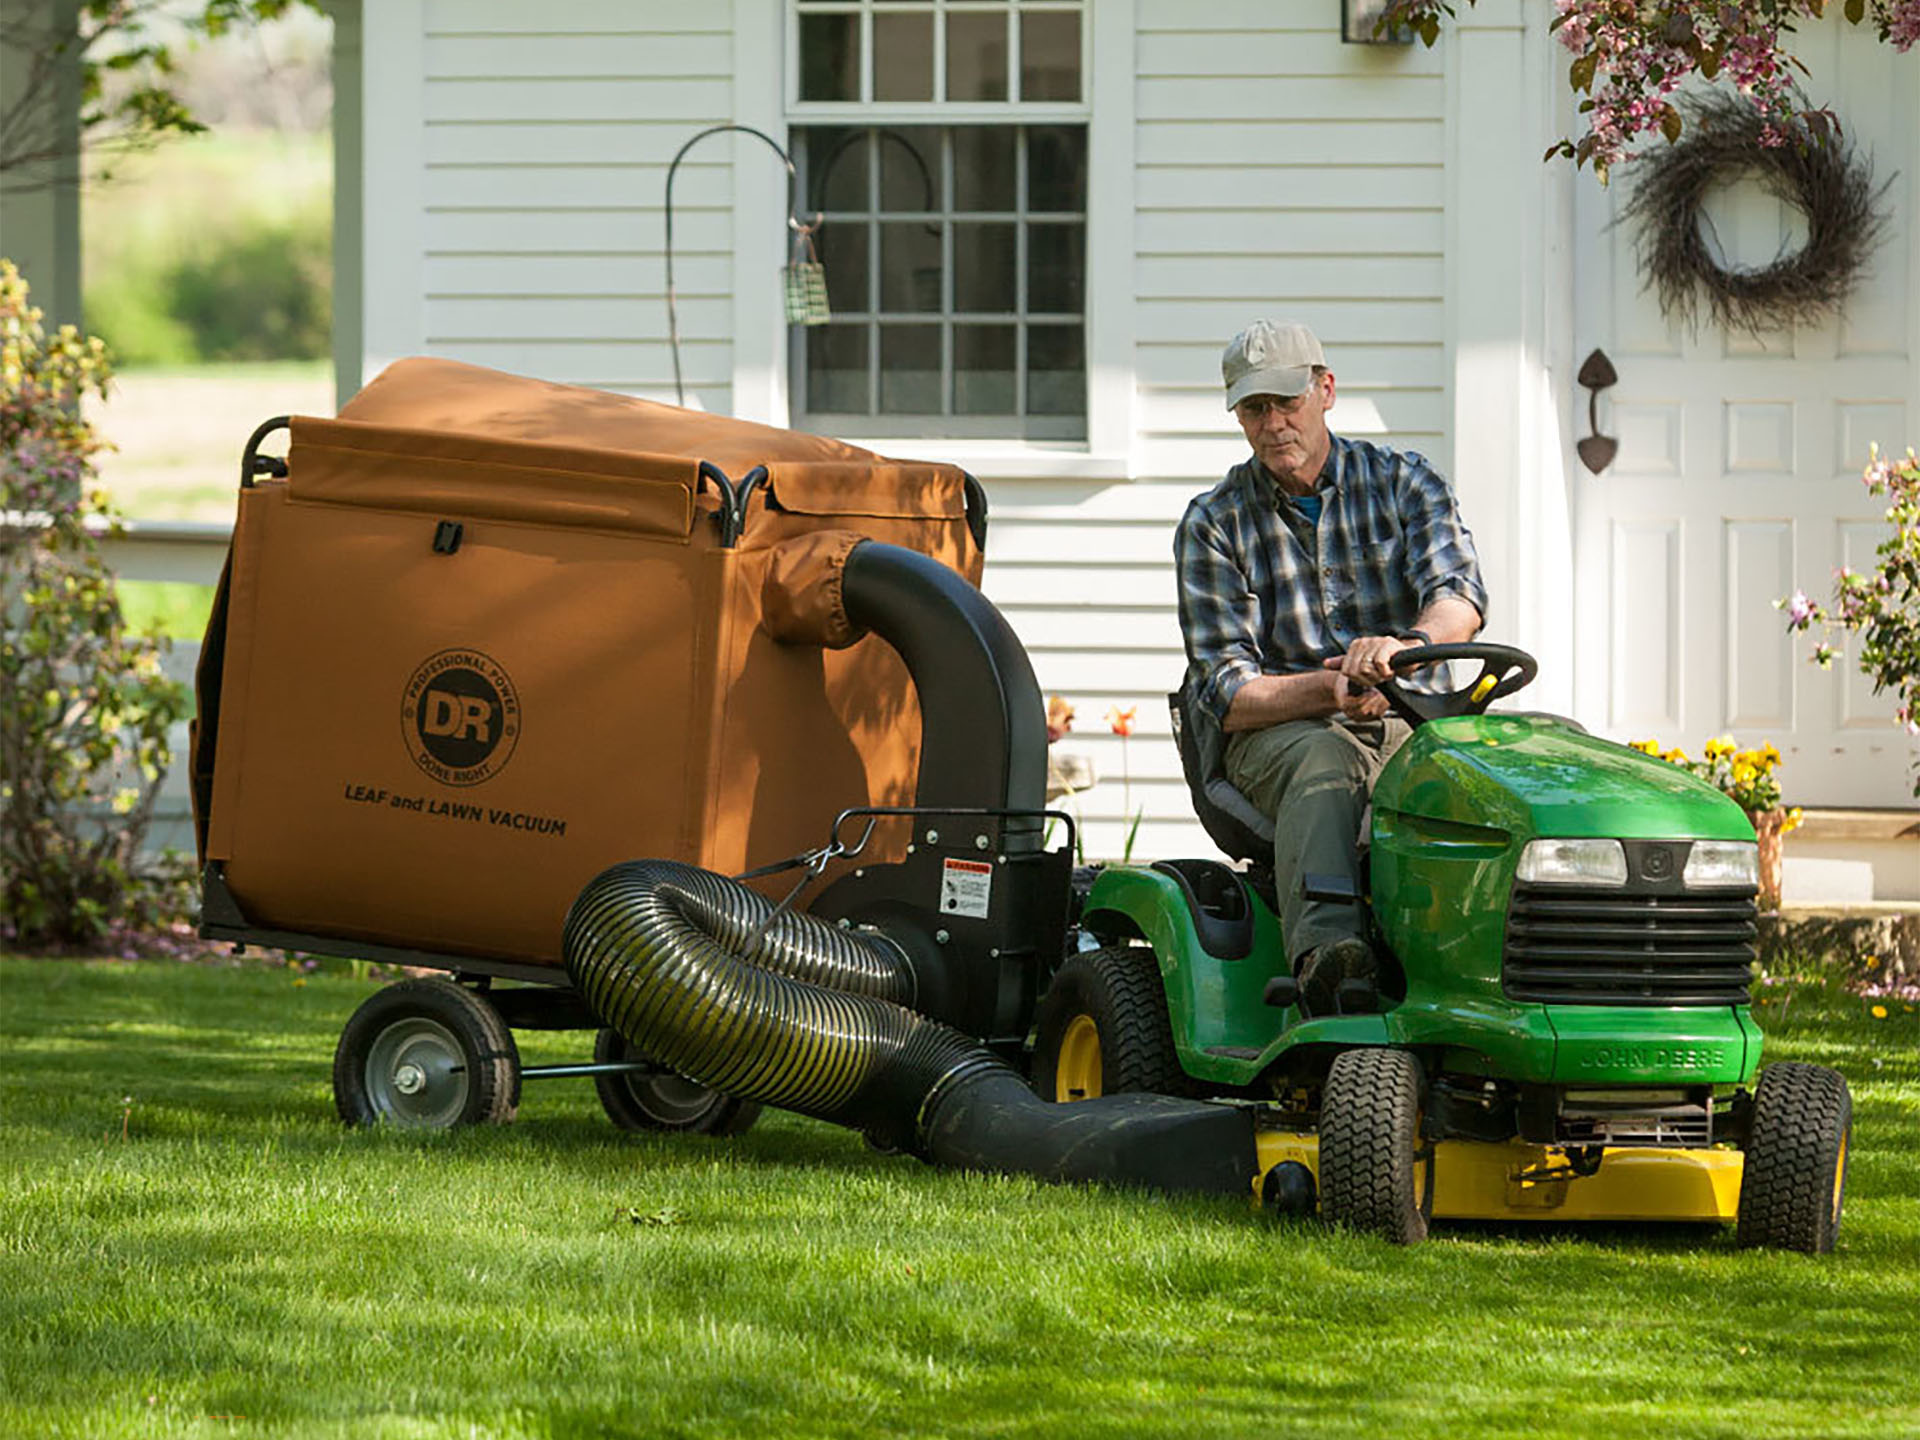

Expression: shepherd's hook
xmin=665 ymin=124 xmax=815 ymax=408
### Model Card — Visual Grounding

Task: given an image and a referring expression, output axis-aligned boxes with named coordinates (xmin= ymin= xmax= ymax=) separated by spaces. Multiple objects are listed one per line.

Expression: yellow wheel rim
xmin=1833 ymin=1132 xmax=1849 ymax=1219
xmin=1055 ymin=1014 xmax=1103 ymax=1102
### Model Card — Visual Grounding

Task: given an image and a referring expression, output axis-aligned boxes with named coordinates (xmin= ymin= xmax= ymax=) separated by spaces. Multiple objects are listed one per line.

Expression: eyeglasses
xmin=1235 ymin=388 xmax=1318 ymax=422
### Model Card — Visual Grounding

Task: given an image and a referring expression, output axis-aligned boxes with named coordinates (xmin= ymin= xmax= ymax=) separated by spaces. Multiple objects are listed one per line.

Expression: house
xmin=5 ymin=0 xmax=1916 ymax=896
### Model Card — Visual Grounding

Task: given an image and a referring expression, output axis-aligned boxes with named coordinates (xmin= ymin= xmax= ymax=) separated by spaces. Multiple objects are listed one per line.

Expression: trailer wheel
xmin=1318 ymin=1047 xmax=1430 ymax=1245
xmin=1737 ymin=1061 xmax=1851 ymax=1253
xmin=1033 ymin=945 xmax=1182 ymax=1102
xmin=592 ymin=1028 xmax=761 ymax=1136
xmin=333 ymin=978 xmax=521 ymax=1128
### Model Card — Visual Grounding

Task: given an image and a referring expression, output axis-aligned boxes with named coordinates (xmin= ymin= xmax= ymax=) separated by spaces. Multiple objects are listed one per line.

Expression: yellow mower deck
xmin=1255 ymin=1130 xmax=1743 ymax=1223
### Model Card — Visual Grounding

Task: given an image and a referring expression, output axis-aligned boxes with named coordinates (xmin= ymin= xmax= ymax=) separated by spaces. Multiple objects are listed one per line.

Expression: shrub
xmin=0 ymin=260 xmax=192 ymax=950
xmin=166 ymin=209 xmax=331 ymax=362
xmin=85 ymin=204 xmax=332 ymax=367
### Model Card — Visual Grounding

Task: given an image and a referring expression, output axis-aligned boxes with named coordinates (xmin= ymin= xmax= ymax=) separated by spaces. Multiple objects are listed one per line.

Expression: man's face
xmin=1234 ymin=371 xmax=1334 ymax=490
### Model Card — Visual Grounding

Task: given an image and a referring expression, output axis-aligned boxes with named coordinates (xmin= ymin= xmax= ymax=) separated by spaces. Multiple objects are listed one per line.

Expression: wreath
xmin=1620 ymin=92 xmax=1890 ymax=334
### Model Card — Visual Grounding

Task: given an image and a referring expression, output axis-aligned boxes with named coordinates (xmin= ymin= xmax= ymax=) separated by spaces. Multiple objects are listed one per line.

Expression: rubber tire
xmin=591 ymin=1028 xmax=762 ymax=1136
xmin=333 ymin=978 xmax=520 ymax=1128
xmin=1318 ymin=1047 xmax=1430 ymax=1245
xmin=1032 ymin=945 xmax=1184 ymax=1102
xmin=1736 ymin=1061 xmax=1851 ymax=1253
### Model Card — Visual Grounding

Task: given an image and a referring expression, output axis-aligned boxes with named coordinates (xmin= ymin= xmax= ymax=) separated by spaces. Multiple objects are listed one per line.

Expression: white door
xmin=1571 ymin=19 xmax=1920 ymax=807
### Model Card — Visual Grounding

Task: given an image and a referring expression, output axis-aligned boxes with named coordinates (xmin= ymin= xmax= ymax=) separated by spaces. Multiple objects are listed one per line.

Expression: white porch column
xmin=356 ymin=0 xmax=426 ymax=391
xmin=1444 ymin=0 xmax=1576 ymax=712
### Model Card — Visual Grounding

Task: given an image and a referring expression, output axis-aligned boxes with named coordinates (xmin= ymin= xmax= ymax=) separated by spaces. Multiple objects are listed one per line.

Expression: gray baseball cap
xmin=1222 ymin=320 xmax=1326 ymax=410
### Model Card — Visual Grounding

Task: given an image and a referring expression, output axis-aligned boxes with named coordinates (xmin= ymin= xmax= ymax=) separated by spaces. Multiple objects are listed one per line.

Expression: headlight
xmin=1516 ymin=838 xmax=1627 ymax=886
xmin=1683 ymin=840 xmax=1758 ymax=889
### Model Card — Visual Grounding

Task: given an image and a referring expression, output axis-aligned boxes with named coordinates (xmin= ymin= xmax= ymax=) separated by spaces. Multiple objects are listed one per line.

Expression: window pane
xmin=1020 ymin=12 xmax=1081 ymax=102
xmin=805 ymin=126 xmax=869 ymax=213
xmin=818 ymin=220 xmax=870 ymax=312
xmin=880 ymin=221 xmax=943 ymax=313
xmin=952 ymin=222 xmax=1015 ymax=313
xmin=946 ymin=11 xmax=1009 ymax=102
xmin=952 ymin=127 xmax=1015 ymax=213
xmin=873 ymin=12 xmax=934 ymax=102
xmin=954 ymin=325 xmax=1016 ymax=415
xmin=1027 ymin=222 xmax=1082 ymax=314
xmin=879 ymin=325 xmax=942 ymax=413
xmin=1027 ymin=324 xmax=1083 ymax=416
xmin=807 ymin=324 xmax=870 ymax=413
xmin=878 ymin=127 xmax=942 ymax=212
xmin=799 ymin=13 xmax=860 ymax=101
xmin=1027 ymin=125 xmax=1087 ymax=213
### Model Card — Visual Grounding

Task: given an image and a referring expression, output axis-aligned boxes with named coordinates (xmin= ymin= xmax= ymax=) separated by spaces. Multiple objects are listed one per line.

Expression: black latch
xmin=432 ymin=521 xmax=464 ymax=555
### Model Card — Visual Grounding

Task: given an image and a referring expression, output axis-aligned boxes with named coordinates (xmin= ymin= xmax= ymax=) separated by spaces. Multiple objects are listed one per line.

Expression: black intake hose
xmin=565 ymin=861 xmax=1259 ymax=1195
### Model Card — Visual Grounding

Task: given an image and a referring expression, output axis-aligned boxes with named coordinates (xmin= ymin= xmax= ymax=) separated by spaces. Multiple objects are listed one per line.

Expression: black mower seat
xmin=1169 ymin=675 xmax=1274 ymax=866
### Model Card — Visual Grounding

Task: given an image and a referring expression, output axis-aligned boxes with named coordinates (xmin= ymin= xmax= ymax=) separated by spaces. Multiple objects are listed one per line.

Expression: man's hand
xmin=1323 ymin=635 xmax=1410 ymax=687
xmin=1333 ymin=671 xmax=1388 ymax=721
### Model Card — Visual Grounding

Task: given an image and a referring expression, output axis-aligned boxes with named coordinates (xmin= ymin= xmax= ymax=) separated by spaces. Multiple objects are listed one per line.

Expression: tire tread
xmin=1736 ymin=1060 xmax=1850 ymax=1253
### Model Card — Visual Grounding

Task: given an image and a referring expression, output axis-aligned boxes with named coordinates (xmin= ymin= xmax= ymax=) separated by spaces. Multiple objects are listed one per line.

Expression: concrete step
xmin=1785 ymin=808 xmax=1918 ymax=904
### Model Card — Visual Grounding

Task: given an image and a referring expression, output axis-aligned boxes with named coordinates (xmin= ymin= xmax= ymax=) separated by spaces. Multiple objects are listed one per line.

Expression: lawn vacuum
xmin=193 ymin=359 xmax=1850 ymax=1250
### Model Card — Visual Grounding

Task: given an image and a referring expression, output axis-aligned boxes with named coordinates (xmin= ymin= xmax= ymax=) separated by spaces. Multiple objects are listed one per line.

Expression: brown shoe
xmin=1297 ymin=937 xmax=1378 ymax=1016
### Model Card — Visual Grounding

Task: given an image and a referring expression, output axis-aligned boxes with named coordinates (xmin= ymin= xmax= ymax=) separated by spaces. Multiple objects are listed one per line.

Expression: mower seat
xmin=1168 ymin=675 xmax=1275 ymax=866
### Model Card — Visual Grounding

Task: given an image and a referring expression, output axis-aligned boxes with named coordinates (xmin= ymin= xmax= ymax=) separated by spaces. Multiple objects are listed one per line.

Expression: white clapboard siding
xmin=422 ymin=2 xmax=734 ymax=407
xmin=1135 ymin=3 xmax=1448 ymax=486
xmin=1137 ymin=208 xmax=1444 ymax=256
xmin=425 ymin=253 xmax=731 ymax=296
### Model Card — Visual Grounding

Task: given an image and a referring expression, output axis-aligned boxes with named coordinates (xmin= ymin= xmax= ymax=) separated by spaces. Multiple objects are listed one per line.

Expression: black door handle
xmin=1576 ymin=348 xmax=1618 ymax=474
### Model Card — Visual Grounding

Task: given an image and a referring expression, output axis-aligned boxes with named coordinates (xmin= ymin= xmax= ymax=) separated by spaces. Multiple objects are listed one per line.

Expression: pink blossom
xmin=1786 ymin=590 xmax=1816 ymax=628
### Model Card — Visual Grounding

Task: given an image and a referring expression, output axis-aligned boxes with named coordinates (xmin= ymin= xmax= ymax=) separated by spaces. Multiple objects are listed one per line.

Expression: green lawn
xmin=1 ymin=957 xmax=1915 ymax=1439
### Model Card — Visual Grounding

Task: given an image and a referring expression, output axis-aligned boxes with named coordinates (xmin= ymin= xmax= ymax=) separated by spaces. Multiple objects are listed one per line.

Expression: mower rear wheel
xmin=1317 ymin=1047 xmax=1430 ymax=1245
xmin=1033 ymin=945 xmax=1183 ymax=1102
xmin=333 ymin=978 xmax=521 ymax=1128
xmin=591 ymin=1028 xmax=762 ymax=1136
xmin=1736 ymin=1061 xmax=1851 ymax=1253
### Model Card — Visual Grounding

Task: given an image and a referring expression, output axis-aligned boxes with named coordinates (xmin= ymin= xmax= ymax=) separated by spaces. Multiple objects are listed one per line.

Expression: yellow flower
xmin=1782 ymin=806 xmax=1804 ymax=834
xmin=1629 ymin=738 xmax=1661 ymax=755
xmin=1871 ymin=1004 xmax=1887 ymax=1019
xmin=1762 ymin=743 xmax=1781 ymax=766
xmin=1662 ymin=748 xmax=1688 ymax=765
xmin=1732 ymin=761 xmax=1757 ymax=787
xmin=1704 ymin=736 xmax=1735 ymax=760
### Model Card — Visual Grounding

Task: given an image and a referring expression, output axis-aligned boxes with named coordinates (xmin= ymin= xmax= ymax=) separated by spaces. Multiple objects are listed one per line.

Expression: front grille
xmin=1504 ymin=884 xmax=1756 ymax=1006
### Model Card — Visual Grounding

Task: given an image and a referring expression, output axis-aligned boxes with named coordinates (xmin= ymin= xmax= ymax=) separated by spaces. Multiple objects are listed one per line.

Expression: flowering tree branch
xmin=1780 ymin=447 xmax=1920 ymax=795
xmin=1380 ymin=1 xmax=1920 ymax=177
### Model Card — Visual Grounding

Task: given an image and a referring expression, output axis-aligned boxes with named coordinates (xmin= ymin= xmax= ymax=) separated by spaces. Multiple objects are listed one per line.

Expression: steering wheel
xmin=1372 ymin=642 xmax=1538 ymax=728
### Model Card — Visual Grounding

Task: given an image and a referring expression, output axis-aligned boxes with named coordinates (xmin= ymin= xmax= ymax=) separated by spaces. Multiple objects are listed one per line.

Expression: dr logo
xmin=401 ymin=649 xmax=520 ymax=786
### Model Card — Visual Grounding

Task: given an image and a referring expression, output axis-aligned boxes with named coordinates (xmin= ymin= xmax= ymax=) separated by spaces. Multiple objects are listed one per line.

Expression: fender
xmin=1081 ymin=864 xmax=1296 ymax=1085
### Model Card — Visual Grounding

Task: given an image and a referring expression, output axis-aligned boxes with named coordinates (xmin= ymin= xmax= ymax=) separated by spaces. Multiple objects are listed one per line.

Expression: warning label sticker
xmin=939 ymin=858 xmax=993 ymax=919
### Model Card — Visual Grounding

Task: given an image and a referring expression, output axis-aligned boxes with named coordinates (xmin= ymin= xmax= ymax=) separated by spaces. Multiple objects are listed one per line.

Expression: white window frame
xmin=731 ymin=0 xmax=1134 ymax=477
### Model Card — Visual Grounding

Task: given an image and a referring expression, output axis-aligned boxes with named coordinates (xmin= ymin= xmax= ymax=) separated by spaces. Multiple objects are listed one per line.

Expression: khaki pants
xmin=1224 ymin=716 xmax=1410 ymax=965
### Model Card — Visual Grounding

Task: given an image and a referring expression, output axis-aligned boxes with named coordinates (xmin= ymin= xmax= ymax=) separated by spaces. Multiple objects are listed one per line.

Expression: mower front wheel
xmin=591 ymin=1028 xmax=762 ymax=1136
xmin=1737 ymin=1061 xmax=1851 ymax=1253
xmin=1033 ymin=945 xmax=1183 ymax=1102
xmin=334 ymin=978 xmax=521 ymax=1129
xmin=1317 ymin=1047 xmax=1431 ymax=1245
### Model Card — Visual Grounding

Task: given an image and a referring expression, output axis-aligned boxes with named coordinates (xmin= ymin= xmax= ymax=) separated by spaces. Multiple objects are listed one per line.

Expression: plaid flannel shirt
xmin=1176 ymin=434 xmax=1488 ymax=726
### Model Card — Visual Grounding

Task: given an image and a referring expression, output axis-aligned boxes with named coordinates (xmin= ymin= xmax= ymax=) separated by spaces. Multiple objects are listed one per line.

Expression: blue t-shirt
xmin=1291 ymin=492 xmax=1323 ymax=526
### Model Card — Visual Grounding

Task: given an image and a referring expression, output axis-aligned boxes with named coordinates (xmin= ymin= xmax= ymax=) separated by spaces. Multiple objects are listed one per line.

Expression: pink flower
xmin=1785 ymin=590 xmax=1816 ymax=628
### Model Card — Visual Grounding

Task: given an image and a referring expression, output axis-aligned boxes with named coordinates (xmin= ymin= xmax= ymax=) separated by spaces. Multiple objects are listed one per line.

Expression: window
xmin=788 ymin=0 xmax=1088 ymax=440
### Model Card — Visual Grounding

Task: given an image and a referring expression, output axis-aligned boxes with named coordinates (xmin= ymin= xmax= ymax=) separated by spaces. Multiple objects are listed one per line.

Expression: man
xmin=1175 ymin=319 xmax=1487 ymax=1014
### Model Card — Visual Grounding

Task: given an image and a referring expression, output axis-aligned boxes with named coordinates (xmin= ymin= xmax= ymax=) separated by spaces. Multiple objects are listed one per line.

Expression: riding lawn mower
xmin=192 ymin=359 xmax=1850 ymax=1251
